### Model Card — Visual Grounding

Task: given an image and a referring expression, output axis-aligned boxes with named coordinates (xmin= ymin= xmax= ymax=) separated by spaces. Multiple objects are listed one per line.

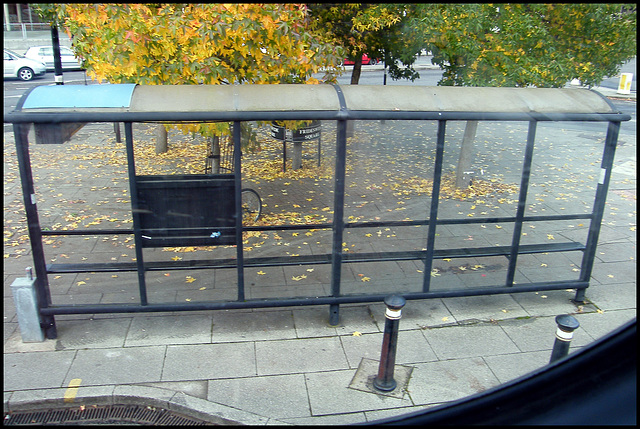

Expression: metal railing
xmin=4 ymin=84 xmax=631 ymax=339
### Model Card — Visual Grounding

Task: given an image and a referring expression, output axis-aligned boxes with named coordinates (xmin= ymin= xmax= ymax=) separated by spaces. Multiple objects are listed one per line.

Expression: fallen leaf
xmin=185 ymin=276 xmax=196 ymax=283
xmin=257 ymin=270 xmax=266 ymax=275
xmin=352 ymin=331 xmax=362 ymax=337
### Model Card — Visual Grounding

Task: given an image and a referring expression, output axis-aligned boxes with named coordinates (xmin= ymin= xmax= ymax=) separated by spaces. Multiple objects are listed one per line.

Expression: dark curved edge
xmin=368 ymin=318 xmax=636 ymax=425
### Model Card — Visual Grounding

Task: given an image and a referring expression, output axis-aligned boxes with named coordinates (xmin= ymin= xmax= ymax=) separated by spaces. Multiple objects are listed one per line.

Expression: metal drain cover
xmin=3 ymin=404 xmax=216 ymax=425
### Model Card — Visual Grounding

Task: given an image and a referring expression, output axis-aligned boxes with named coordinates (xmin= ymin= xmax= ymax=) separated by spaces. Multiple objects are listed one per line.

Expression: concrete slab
xmin=255 ymin=336 xmax=348 ymax=375
xmin=138 ymin=380 xmax=208 ymax=400
xmin=583 ymin=282 xmax=637 ymax=311
xmin=441 ymin=294 xmax=529 ymax=322
xmin=4 ymin=331 xmax=57 ymax=353
xmin=125 ymin=314 xmax=213 ymax=347
xmin=292 ymin=307 xmax=339 ymax=338
xmin=340 ymin=330 xmax=436 ymax=368
xmin=483 ymin=350 xmax=552 ymax=384
xmin=573 ymin=309 xmax=637 ymax=341
xmin=305 ymin=369 xmax=414 ymax=415
xmin=207 ymin=374 xmax=311 ymax=419
xmin=282 ymin=412 xmax=367 ymax=425
xmin=162 ymin=342 xmax=256 ymax=381
xmin=54 ymin=318 xmax=132 ymax=349
xmin=211 ymin=309 xmax=296 ymax=342
xmin=3 ymin=350 xmax=77 ymax=390
xmin=364 ymin=404 xmax=437 ymax=423
xmin=407 ymin=357 xmax=502 ymax=405
xmin=170 ymin=391 xmax=273 ymax=425
xmin=332 ymin=305 xmax=381 ymax=335
xmin=63 ymin=346 xmax=165 ymax=386
xmin=423 ymin=322 xmax=520 ymax=360
xmin=510 ymin=289 xmax=584 ymax=317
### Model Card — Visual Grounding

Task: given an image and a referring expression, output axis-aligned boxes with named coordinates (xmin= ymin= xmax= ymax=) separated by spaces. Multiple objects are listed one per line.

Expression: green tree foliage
xmin=308 ymin=3 xmax=423 ymax=84
xmin=416 ymin=3 xmax=637 ymax=87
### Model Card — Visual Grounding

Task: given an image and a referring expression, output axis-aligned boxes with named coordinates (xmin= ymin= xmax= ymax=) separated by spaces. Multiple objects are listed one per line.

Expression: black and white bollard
xmin=549 ymin=314 xmax=580 ymax=364
xmin=373 ymin=295 xmax=406 ymax=392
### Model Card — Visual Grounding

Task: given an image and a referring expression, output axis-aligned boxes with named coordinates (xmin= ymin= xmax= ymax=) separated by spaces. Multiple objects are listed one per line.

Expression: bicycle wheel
xmin=241 ymin=188 xmax=262 ymax=223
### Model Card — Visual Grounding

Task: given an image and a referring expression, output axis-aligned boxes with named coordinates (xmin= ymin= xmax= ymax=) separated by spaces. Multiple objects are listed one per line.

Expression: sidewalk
xmin=3 ymin=102 xmax=636 ymax=423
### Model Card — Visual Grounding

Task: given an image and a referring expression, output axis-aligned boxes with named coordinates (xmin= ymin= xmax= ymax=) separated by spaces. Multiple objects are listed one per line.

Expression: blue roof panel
xmin=21 ymin=84 xmax=137 ymax=109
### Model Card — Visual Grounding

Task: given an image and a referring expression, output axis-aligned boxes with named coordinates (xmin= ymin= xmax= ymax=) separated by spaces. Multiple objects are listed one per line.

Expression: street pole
xmin=51 ymin=24 xmax=64 ymax=85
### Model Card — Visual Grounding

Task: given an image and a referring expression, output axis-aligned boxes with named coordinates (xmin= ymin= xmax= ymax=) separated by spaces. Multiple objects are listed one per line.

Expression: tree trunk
xmin=155 ymin=124 xmax=168 ymax=154
xmin=455 ymin=120 xmax=478 ymax=189
xmin=346 ymin=54 xmax=364 ymax=138
xmin=292 ymin=141 xmax=303 ymax=170
xmin=210 ymin=135 xmax=221 ymax=174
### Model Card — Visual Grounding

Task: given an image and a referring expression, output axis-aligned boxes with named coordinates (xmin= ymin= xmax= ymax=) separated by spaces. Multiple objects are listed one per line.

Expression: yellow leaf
xmin=185 ymin=276 xmax=196 ymax=283
xmin=441 ymin=316 xmax=449 ymax=322
xmin=547 ymin=234 xmax=555 ymax=240
xmin=76 ymin=281 xmax=86 ymax=286
xmin=199 ymin=287 xmax=207 ymax=290
xmin=257 ymin=270 xmax=266 ymax=275
xmin=540 ymin=263 xmax=548 ymax=267
xmin=361 ymin=277 xmax=371 ymax=282
xmin=352 ymin=331 xmax=362 ymax=337
xmin=443 ymin=258 xmax=452 ymax=262
xmin=172 ymin=256 xmax=182 ymax=261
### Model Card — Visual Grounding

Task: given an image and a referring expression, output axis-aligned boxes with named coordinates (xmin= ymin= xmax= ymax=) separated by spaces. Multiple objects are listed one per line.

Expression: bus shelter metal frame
xmin=4 ymin=84 xmax=631 ymax=339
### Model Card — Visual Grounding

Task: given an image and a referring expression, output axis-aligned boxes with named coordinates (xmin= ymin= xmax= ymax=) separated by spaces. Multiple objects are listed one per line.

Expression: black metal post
xmin=373 ymin=295 xmax=406 ymax=392
xmin=549 ymin=314 xmax=580 ymax=363
xmin=50 ymin=24 xmax=64 ymax=85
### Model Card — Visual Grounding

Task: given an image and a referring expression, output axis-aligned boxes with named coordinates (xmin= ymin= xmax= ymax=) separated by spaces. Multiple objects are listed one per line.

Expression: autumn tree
xmin=307 ymin=3 xmax=422 ymax=85
xmin=35 ymin=4 xmax=343 ymax=157
xmin=413 ymin=3 xmax=637 ymax=187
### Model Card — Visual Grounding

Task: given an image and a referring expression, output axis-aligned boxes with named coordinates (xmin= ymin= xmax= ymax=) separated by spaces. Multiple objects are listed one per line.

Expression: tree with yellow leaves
xmin=35 ymin=3 xmax=343 ymax=153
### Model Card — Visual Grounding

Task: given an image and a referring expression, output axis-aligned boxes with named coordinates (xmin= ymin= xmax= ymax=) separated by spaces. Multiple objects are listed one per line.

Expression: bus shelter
xmin=4 ymin=84 xmax=631 ymax=339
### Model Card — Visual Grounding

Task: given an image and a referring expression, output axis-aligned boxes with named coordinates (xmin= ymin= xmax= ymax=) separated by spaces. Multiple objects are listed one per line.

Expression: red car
xmin=343 ymin=54 xmax=380 ymax=66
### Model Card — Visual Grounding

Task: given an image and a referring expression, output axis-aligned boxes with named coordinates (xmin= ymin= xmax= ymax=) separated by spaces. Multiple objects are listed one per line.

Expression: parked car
xmin=343 ymin=54 xmax=380 ymax=66
xmin=24 ymin=45 xmax=83 ymax=71
xmin=3 ymin=49 xmax=47 ymax=81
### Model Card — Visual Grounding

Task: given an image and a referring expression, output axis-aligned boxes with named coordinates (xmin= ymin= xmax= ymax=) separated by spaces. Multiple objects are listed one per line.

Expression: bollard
xmin=549 ymin=314 xmax=580 ymax=364
xmin=373 ymin=295 xmax=406 ymax=392
xmin=10 ymin=267 xmax=45 ymax=342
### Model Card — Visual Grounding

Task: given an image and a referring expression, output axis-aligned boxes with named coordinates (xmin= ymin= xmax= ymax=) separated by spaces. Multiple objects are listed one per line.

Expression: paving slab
xmin=125 ymin=314 xmax=213 ymax=347
xmin=54 ymin=317 xmax=132 ymax=349
xmin=483 ymin=350 xmax=553 ymax=384
xmin=207 ymin=374 xmax=311 ymax=420
xmin=423 ymin=322 xmax=520 ymax=360
xmin=162 ymin=342 xmax=256 ymax=381
xmin=441 ymin=294 xmax=529 ymax=322
xmin=255 ymin=336 xmax=349 ymax=375
xmin=582 ymin=282 xmax=637 ymax=311
xmin=211 ymin=309 xmax=296 ymax=342
xmin=510 ymin=289 xmax=586 ymax=317
xmin=572 ymin=309 xmax=637 ymax=341
xmin=406 ymin=357 xmax=502 ymax=405
xmin=63 ymin=346 xmax=166 ymax=386
xmin=4 ymin=350 xmax=77 ymax=391
xmin=305 ymin=369 xmax=414 ymax=416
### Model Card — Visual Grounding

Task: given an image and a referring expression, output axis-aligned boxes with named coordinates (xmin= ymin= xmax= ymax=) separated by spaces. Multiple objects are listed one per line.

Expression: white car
xmin=3 ymin=49 xmax=47 ymax=81
xmin=24 ymin=45 xmax=83 ymax=71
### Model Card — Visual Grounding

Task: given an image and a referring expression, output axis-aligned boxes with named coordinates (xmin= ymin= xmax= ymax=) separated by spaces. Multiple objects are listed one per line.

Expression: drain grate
xmin=3 ymin=404 xmax=216 ymax=425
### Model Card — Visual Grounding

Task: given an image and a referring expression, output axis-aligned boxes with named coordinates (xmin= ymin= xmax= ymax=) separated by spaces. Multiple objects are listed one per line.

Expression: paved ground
xmin=3 ymin=86 xmax=636 ymax=424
